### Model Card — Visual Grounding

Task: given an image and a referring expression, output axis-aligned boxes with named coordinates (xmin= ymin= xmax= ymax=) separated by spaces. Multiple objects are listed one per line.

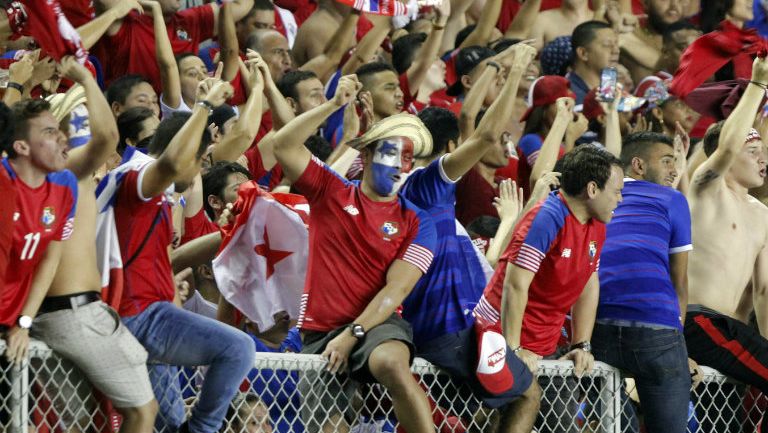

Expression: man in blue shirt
xmin=400 ymin=43 xmax=542 ymax=433
xmin=595 ymin=132 xmax=696 ymax=433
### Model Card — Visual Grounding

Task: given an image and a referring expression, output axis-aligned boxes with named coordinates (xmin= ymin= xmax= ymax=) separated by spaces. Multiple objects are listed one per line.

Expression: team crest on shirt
xmin=41 ymin=207 xmax=55 ymax=229
xmin=588 ymin=241 xmax=597 ymax=264
xmin=176 ymin=28 xmax=190 ymax=41
xmin=381 ymin=221 xmax=399 ymax=238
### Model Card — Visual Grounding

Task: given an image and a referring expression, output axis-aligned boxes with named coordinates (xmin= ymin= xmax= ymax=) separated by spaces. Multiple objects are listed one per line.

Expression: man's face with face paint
xmin=369 ymin=137 xmax=415 ymax=196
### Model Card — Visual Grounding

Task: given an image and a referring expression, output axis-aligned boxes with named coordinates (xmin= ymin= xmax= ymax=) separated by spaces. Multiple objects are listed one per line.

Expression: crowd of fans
xmin=3 ymin=0 xmax=768 ymax=432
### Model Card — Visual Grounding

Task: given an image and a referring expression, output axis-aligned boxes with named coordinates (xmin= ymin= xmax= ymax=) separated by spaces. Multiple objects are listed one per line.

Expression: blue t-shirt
xmin=598 ymin=179 xmax=692 ymax=329
xmin=400 ymin=157 xmax=489 ymax=347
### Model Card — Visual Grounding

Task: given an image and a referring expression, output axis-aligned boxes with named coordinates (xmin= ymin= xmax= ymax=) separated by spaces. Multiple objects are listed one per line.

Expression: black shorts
xmin=684 ymin=307 xmax=768 ymax=393
xmin=417 ymin=327 xmax=533 ymax=409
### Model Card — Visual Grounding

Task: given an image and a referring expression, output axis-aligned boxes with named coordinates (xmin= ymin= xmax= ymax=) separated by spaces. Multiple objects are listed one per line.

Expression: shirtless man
xmin=291 ymin=0 xmax=354 ymax=66
xmin=684 ymin=57 xmax=768 ymax=433
xmin=529 ymin=0 xmax=594 ymax=51
xmin=16 ymin=57 xmax=158 ymax=433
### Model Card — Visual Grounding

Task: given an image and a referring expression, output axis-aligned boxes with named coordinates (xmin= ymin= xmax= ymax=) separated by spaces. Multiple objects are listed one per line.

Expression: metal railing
xmin=0 ymin=340 xmax=760 ymax=433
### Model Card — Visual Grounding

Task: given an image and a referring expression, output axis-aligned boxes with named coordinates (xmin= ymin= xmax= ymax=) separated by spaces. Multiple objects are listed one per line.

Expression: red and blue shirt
xmin=475 ymin=191 xmax=605 ymax=355
xmin=0 ymin=159 xmax=77 ymax=327
xmin=294 ymin=157 xmax=437 ymax=332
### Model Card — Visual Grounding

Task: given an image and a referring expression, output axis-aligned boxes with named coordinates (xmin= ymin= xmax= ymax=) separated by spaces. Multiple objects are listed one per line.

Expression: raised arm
xmin=212 ymin=57 xmax=265 ymax=163
xmin=60 ymin=57 xmax=119 ymax=180
xmin=691 ymin=57 xmax=768 ymax=194
xmin=245 ymin=49 xmax=295 ymax=130
xmin=457 ymin=64 xmax=497 ymax=143
xmin=4 ymin=51 xmax=35 ymax=106
xmin=141 ymin=0 xmax=182 ymax=111
xmin=458 ymin=0 xmax=501 ymax=49
xmin=142 ymin=80 xmax=234 ymax=198
xmin=211 ymin=0 xmax=256 ymax=34
xmin=300 ymin=10 xmax=360 ymax=82
xmin=404 ymin=0 xmax=450 ymax=95
xmin=273 ymin=74 xmax=360 ymax=182
xmin=602 ymin=93 xmax=622 ymax=157
xmin=78 ymin=0 xmax=142 ymax=48
xmin=440 ymin=0 xmax=473 ymax=53
xmin=529 ymin=97 xmax=572 ymax=190
xmin=341 ymin=15 xmax=392 ymax=76
xmin=445 ymin=43 xmax=537 ymax=180
xmin=218 ymin=2 xmax=241 ymax=81
xmin=504 ymin=0 xmax=543 ymax=40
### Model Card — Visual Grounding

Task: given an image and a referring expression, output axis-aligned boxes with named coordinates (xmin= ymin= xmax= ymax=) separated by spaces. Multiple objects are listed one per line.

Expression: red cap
xmin=582 ymin=88 xmax=605 ymax=121
xmin=520 ymin=75 xmax=575 ymax=122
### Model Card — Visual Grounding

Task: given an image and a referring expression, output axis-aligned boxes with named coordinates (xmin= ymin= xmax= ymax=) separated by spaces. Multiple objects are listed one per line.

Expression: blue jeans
xmin=592 ymin=323 xmax=691 ymax=433
xmin=123 ymin=302 xmax=255 ymax=433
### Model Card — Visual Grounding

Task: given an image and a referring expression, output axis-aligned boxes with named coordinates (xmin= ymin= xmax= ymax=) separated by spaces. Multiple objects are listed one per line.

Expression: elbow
xmin=156 ymin=156 xmax=183 ymax=179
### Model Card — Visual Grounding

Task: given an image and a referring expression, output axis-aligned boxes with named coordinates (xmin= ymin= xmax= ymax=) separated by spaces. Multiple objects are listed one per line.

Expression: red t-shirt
xmin=180 ymin=207 xmax=218 ymax=245
xmin=60 ymin=0 xmax=95 ymax=28
xmin=113 ymin=167 xmax=175 ymax=317
xmin=0 ymin=169 xmax=15 ymax=288
xmin=96 ymin=6 xmax=215 ymax=93
xmin=294 ymin=157 xmax=437 ymax=332
xmin=455 ymin=167 xmax=501 ymax=227
xmin=474 ymin=192 xmax=605 ymax=355
xmin=0 ymin=160 xmax=77 ymax=327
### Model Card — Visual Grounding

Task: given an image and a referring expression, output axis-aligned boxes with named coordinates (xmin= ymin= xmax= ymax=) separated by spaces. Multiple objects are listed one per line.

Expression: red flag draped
xmin=670 ymin=20 xmax=768 ymax=99
xmin=20 ymin=0 xmax=87 ymax=63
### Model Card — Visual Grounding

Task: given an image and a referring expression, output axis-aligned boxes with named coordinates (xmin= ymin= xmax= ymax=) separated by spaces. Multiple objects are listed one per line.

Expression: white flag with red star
xmin=213 ymin=182 xmax=309 ymax=332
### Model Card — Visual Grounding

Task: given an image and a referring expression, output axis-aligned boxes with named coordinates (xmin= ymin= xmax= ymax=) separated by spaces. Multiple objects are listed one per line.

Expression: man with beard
xmin=619 ymin=0 xmax=688 ymax=83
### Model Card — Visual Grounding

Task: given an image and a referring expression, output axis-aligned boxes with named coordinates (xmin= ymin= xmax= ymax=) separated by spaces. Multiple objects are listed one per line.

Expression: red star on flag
xmin=254 ymin=227 xmax=293 ymax=279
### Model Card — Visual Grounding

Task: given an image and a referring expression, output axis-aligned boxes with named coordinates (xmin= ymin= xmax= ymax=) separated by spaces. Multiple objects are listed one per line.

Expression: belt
xmin=38 ymin=292 xmax=101 ymax=315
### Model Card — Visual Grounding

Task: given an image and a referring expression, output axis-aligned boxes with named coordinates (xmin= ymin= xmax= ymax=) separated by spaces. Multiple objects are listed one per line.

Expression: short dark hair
xmin=9 ymin=99 xmax=51 ymax=158
xmin=304 ymin=134 xmax=332 ymax=161
xmin=276 ymin=70 xmax=318 ymax=100
xmin=174 ymin=52 xmax=199 ymax=69
xmin=702 ymin=120 xmax=726 ymax=157
xmin=355 ymin=62 xmax=397 ymax=90
xmin=117 ymin=106 xmax=156 ymax=155
xmin=418 ymin=107 xmax=458 ymax=157
xmin=392 ymin=32 xmax=427 ymax=74
xmin=466 ymin=215 xmax=501 ymax=238
xmin=148 ymin=112 xmax=212 ymax=158
xmin=0 ymin=102 xmax=15 ymax=156
xmin=105 ymin=74 xmax=151 ymax=106
xmin=455 ymin=25 xmax=476 ymax=49
xmin=700 ymin=0 xmax=733 ymax=33
xmin=620 ymin=132 xmax=674 ymax=168
xmin=560 ymin=144 xmax=621 ymax=196
xmin=253 ymin=0 xmax=274 ymax=11
xmin=202 ymin=161 xmax=252 ymax=219
xmin=491 ymin=38 xmax=523 ymax=54
xmin=522 ymin=106 xmax=548 ymax=136
xmin=571 ymin=21 xmax=612 ymax=58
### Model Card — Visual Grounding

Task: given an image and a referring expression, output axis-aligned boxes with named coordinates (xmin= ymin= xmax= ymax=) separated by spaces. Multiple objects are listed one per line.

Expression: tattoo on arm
xmin=694 ymin=169 xmax=720 ymax=186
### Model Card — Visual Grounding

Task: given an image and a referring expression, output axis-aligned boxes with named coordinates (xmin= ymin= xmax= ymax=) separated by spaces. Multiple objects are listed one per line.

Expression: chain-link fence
xmin=0 ymin=339 xmax=763 ymax=433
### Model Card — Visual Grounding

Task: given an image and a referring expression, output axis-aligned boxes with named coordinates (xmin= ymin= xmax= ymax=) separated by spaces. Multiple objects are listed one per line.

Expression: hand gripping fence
xmin=0 ymin=339 xmax=760 ymax=433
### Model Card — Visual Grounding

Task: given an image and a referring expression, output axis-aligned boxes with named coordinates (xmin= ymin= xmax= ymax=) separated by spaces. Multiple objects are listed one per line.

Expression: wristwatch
xmin=349 ymin=323 xmax=366 ymax=339
xmin=17 ymin=315 xmax=32 ymax=330
xmin=570 ymin=341 xmax=591 ymax=353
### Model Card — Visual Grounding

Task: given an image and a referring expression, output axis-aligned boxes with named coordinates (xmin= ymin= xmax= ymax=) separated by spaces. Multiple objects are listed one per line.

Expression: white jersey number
xmin=20 ymin=232 xmax=41 ymax=260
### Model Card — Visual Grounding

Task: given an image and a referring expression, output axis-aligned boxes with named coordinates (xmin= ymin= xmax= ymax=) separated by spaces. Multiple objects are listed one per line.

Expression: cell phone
xmin=599 ymin=67 xmax=618 ymax=103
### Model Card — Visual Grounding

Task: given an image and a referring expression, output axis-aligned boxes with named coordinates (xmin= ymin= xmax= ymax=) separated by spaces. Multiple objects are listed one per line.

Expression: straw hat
xmin=347 ymin=112 xmax=433 ymax=157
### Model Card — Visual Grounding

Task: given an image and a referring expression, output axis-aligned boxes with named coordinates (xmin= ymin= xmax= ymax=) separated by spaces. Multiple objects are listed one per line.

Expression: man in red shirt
xmin=0 ymin=103 xmax=15 ymax=290
xmin=108 ymin=79 xmax=255 ymax=433
xmin=273 ymin=75 xmax=438 ymax=433
xmin=473 ymin=145 xmax=623 ymax=432
xmin=94 ymin=0 xmax=255 ymax=92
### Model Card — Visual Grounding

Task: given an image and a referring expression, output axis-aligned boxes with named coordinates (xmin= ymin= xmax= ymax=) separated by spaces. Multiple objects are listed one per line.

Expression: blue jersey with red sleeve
xmin=475 ymin=191 xmax=605 ymax=355
xmin=294 ymin=156 xmax=437 ymax=332
xmin=0 ymin=159 xmax=77 ymax=327
xmin=400 ymin=156 xmax=489 ymax=346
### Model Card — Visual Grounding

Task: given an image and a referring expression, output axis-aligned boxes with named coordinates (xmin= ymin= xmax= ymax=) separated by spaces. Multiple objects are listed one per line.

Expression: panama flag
xmin=213 ymin=181 xmax=309 ymax=332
